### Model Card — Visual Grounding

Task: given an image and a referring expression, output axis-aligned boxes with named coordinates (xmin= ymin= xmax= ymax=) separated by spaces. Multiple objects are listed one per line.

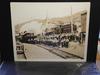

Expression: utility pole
xmin=41 ymin=10 xmax=48 ymax=40
xmin=41 ymin=10 xmax=48 ymax=30
xmin=71 ymin=6 xmax=74 ymax=35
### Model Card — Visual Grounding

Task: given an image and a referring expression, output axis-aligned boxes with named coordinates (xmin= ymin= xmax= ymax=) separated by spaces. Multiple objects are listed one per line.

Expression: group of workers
xmin=16 ymin=30 xmax=85 ymax=48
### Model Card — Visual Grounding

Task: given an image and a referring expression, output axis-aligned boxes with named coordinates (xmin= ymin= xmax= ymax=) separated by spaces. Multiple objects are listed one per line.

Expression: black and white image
xmin=10 ymin=2 xmax=90 ymax=61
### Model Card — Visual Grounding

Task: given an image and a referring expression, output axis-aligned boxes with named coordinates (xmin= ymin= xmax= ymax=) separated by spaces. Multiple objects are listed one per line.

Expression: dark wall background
xmin=87 ymin=1 xmax=100 ymax=62
xmin=1 ymin=0 xmax=14 ymax=61
xmin=0 ymin=0 xmax=99 ymax=62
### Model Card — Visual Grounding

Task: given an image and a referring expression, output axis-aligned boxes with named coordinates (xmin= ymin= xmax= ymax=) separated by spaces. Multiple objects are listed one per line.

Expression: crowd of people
xmin=35 ymin=34 xmax=70 ymax=48
xmin=35 ymin=32 xmax=83 ymax=48
xmin=16 ymin=28 xmax=86 ymax=49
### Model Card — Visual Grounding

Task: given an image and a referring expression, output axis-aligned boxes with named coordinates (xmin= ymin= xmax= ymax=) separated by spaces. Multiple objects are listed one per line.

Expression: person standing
xmin=65 ymin=37 xmax=69 ymax=48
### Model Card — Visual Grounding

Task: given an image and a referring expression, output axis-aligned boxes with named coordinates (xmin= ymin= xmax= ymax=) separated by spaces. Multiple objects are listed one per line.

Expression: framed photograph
xmin=10 ymin=2 xmax=90 ymax=62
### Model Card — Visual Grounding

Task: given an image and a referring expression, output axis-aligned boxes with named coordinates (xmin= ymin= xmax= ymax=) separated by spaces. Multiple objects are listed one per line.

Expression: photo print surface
xmin=10 ymin=2 xmax=90 ymax=62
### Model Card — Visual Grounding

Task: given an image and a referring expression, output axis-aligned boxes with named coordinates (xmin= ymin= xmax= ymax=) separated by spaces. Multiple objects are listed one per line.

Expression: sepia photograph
xmin=10 ymin=2 xmax=90 ymax=62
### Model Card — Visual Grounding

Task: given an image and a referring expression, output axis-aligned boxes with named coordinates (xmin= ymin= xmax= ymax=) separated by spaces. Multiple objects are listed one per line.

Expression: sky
xmin=10 ymin=2 xmax=90 ymax=34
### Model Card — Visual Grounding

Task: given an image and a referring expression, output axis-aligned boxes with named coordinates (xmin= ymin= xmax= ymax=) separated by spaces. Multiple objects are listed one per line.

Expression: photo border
xmin=10 ymin=2 xmax=90 ymax=62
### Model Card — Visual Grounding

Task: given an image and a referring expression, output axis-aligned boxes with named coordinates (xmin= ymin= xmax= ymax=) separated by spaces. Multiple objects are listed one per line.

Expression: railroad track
xmin=37 ymin=45 xmax=83 ymax=59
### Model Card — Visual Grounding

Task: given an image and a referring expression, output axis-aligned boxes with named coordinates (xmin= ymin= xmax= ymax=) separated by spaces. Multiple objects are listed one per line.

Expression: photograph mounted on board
xmin=10 ymin=2 xmax=90 ymax=62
